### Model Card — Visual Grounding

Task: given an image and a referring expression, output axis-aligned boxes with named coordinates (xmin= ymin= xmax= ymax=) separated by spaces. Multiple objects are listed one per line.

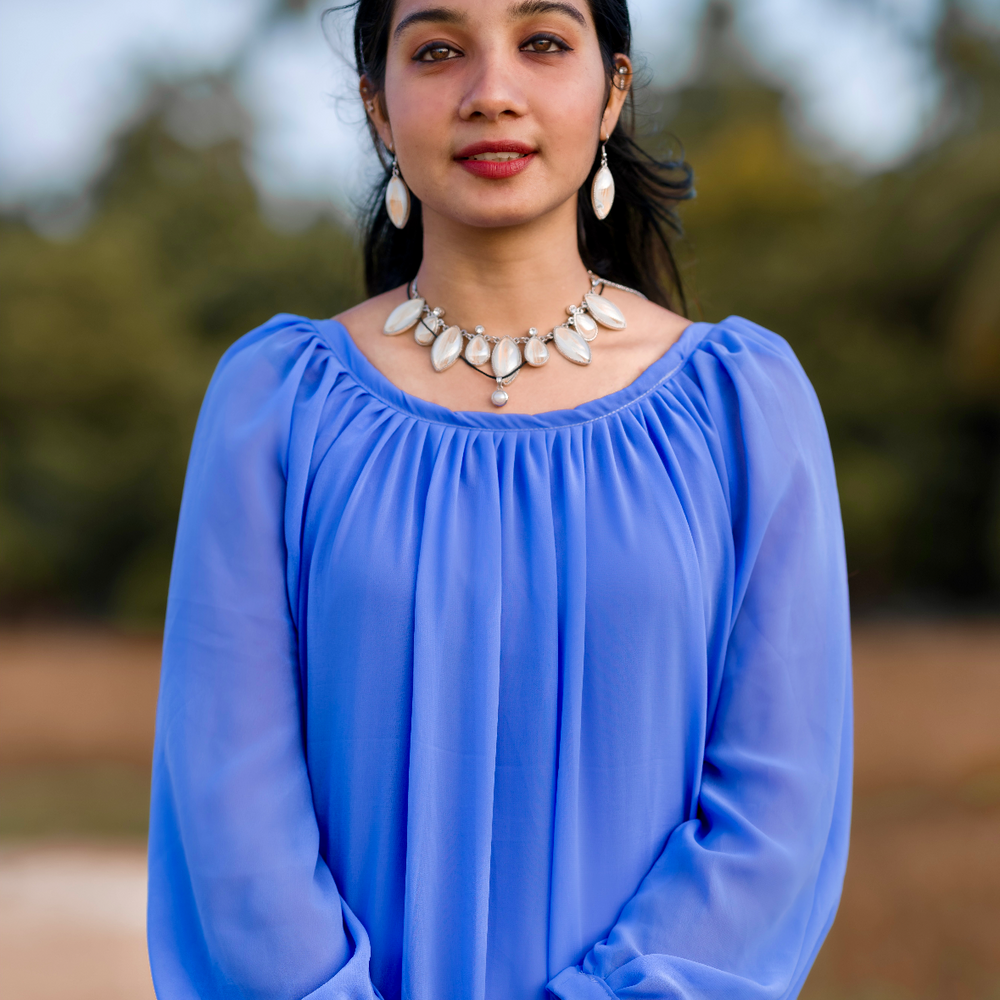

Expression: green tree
xmin=652 ymin=5 xmax=1000 ymax=607
xmin=0 ymin=79 xmax=363 ymax=624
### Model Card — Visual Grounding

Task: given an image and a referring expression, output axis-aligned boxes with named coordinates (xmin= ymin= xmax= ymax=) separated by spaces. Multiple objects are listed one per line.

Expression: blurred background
xmin=1 ymin=0 xmax=999 ymax=997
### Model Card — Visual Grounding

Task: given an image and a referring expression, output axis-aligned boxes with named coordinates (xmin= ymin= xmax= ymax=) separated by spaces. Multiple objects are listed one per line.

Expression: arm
xmin=147 ymin=320 xmax=381 ymax=1000
xmin=549 ymin=325 xmax=853 ymax=1000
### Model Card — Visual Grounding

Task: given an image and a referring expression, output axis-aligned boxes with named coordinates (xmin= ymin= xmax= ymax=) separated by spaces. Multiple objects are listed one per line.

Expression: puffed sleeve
xmin=147 ymin=316 xmax=381 ymax=1000
xmin=548 ymin=319 xmax=853 ymax=1000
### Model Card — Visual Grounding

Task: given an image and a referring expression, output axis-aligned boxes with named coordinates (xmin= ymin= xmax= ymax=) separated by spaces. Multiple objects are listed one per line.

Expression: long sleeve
xmin=147 ymin=318 xmax=380 ymax=1000
xmin=548 ymin=324 xmax=853 ymax=1000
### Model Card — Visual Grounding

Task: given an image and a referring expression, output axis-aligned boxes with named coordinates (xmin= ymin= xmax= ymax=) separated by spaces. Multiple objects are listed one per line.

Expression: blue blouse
xmin=147 ymin=313 xmax=852 ymax=1000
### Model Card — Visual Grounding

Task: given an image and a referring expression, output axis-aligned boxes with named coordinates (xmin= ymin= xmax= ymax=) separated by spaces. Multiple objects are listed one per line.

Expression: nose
xmin=457 ymin=43 xmax=529 ymax=123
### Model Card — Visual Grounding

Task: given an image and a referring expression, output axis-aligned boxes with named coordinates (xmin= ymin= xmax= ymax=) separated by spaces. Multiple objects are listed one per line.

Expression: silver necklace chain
xmin=382 ymin=271 xmax=646 ymax=406
xmin=409 ymin=271 xmax=646 ymax=346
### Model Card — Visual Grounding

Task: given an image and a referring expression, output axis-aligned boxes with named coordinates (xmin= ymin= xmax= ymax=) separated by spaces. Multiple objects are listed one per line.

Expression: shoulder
xmin=202 ymin=313 xmax=345 ymax=418
xmin=695 ymin=315 xmax=803 ymax=371
xmin=684 ymin=316 xmax=820 ymax=417
xmin=211 ymin=313 xmax=333 ymax=389
xmin=678 ymin=316 xmax=834 ymax=482
xmin=192 ymin=314 xmax=343 ymax=468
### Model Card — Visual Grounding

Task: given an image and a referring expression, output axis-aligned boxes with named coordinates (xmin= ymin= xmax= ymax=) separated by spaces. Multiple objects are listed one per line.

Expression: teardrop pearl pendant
xmin=591 ymin=143 xmax=615 ymax=220
xmin=385 ymin=157 xmax=411 ymax=229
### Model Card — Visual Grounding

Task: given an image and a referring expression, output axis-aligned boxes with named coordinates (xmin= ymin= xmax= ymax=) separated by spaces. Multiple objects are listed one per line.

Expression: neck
xmin=415 ymin=198 xmax=591 ymax=338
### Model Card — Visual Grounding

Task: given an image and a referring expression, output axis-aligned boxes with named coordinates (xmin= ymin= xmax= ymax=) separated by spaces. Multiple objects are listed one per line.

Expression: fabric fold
xmin=404 ymin=429 xmax=504 ymax=1000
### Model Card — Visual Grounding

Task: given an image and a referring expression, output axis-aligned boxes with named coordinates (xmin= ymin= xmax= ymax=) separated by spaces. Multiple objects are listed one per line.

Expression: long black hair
xmin=331 ymin=0 xmax=693 ymax=312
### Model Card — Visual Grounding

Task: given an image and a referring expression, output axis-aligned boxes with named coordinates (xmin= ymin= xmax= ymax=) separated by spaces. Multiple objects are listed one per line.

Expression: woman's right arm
xmin=147 ymin=318 xmax=381 ymax=1000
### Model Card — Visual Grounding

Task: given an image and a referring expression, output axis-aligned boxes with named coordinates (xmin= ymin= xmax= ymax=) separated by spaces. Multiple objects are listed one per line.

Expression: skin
xmin=335 ymin=0 xmax=691 ymax=414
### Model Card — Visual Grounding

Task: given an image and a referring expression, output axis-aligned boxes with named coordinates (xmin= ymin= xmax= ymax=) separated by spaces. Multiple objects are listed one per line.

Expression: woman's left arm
xmin=549 ymin=325 xmax=853 ymax=1000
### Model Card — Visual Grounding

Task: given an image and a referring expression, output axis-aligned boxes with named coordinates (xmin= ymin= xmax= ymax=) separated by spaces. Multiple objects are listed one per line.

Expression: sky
xmin=0 ymin=0 xmax=998 ymax=212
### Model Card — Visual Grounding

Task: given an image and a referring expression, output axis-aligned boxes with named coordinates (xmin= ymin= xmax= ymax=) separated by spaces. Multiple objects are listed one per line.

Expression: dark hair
xmin=332 ymin=0 xmax=693 ymax=312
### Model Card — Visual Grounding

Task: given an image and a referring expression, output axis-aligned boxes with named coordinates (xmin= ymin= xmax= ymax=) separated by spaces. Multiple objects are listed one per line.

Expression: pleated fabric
xmin=148 ymin=313 xmax=853 ymax=1000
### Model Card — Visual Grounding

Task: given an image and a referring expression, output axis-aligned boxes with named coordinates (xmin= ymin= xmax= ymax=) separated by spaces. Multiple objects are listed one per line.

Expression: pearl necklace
xmin=381 ymin=272 xmax=646 ymax=406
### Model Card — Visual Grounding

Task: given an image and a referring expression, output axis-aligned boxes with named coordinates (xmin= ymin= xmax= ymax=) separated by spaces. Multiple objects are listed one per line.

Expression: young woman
xmin=147 ymin=1 xmax=852 ymax=998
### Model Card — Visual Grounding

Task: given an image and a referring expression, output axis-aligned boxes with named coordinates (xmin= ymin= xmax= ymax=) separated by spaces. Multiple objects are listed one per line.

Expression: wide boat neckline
xmin=314 ymin=317 xmax=713 ymax=430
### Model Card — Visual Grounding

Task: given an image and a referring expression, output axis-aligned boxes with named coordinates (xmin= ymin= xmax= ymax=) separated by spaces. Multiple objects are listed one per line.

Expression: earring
xmin=591 ymin=142 xmax=615 ymax=220
xmin=385 ymin=156 xmax=411 ymax=229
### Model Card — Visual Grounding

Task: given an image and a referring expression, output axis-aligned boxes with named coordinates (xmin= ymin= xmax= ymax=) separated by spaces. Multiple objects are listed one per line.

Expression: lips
xmin=454 ymin=140 xmax=536 ymax=179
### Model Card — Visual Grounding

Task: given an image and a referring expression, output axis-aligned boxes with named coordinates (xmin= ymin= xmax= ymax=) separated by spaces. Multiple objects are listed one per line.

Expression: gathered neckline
xmin=312 ymin=317 xmax=714 ymax=430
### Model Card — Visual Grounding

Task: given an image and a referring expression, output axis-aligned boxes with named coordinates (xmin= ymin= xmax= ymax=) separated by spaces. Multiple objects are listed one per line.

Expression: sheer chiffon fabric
xmin=147 ymin=314 xmax=852 ymax=1000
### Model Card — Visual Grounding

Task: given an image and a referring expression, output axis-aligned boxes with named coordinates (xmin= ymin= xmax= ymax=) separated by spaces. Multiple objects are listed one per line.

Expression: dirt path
xmin=807 ymin=621 xmax=1000 ymax=1000
xmin=0 ymin=842 xmax=154 ymax=1000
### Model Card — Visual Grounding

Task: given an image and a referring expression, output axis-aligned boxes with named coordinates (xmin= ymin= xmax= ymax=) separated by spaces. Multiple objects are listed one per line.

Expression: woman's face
xmin=367 ymin=0 xmax=630 ymax=230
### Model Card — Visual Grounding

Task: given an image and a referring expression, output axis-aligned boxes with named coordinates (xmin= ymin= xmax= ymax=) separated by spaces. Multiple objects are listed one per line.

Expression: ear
xmin=599 ymin=55 xmax=632 ymax=142
xmin=360 ymin=75 xmax=395 ymax=152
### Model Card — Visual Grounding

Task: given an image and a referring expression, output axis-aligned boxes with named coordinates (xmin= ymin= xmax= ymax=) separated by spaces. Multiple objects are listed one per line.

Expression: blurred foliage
xmin=651 ymin=5 xmax=1000 ymax=609
xmin=0 ymin=6 xmax=999 ymax=624
xmin=0 ymin=83 xmax=363 ymax=625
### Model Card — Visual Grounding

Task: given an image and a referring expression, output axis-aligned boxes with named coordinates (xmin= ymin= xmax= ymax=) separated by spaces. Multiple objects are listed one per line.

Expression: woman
xmin=147 ymin=1 xmax=852 ymax=998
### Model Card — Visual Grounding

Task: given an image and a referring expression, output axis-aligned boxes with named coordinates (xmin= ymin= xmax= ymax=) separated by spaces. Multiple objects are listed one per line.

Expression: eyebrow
xmin=394 ymin=7 xmax=466 ymax=40
xmin=508 ymin=1 xmax=587 ymax=27
xmin=393 ymin=1 xmax=587 ymax=40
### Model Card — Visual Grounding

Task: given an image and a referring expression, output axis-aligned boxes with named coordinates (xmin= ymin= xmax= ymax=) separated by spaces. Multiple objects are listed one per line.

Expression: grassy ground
xmin=0 ymin=762 xmax=151 ymax=839
xmin=0 ymin=622 xmax=998 ymax=1000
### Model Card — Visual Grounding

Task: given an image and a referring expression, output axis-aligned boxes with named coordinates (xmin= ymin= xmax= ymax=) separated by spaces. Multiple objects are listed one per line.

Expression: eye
xmin=414 ymin=41 xmax=462 ymax=62
xmin=520 ymin=34 xmax=571 ymax=54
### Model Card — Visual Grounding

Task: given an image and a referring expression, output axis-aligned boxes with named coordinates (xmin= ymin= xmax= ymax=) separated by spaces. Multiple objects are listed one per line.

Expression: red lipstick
xmin=454 ymin=140 xmax=536 ymax=179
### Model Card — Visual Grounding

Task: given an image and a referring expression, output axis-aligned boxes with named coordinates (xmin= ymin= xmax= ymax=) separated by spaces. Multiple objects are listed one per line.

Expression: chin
xmin=458 ymin=208 xmax=547 ymax=229
xmin=427 ymin=192 xmax=575 ymax=230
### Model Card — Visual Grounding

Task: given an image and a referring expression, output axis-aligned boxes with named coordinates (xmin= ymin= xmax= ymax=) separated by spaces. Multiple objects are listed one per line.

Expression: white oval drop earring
xmin=591 ymin=142 xmax=615 ymax=220
xmin=385 ymin=156 xmax=411 ymax=229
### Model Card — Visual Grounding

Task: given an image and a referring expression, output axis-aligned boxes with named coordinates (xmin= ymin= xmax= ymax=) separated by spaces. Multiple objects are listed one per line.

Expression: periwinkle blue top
xmin=148 ymin=313 xmax=852 ymax=1000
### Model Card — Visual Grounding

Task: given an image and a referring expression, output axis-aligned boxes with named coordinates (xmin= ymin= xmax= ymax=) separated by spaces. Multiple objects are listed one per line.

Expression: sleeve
xmin=548 ymin=320 xmax=853 ymax=1000
xmin=146 ymin=317 xmax=382 ymax=1000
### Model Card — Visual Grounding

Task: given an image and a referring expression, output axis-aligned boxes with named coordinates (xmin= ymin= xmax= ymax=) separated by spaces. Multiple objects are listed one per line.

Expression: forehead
xmin=390 ymin=0 xmax=592 ymax=36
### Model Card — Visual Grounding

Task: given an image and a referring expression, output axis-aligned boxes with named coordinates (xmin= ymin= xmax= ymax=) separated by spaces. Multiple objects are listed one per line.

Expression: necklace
xmin=381 ymin=271 xmax=647 ymax=407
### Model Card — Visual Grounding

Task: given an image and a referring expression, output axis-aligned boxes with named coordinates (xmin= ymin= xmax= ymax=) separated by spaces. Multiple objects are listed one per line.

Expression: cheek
xmin=383 ymin=68 xmax=455 ymax=167
xmin=535 ymin=76 xmax=606 ymax=178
